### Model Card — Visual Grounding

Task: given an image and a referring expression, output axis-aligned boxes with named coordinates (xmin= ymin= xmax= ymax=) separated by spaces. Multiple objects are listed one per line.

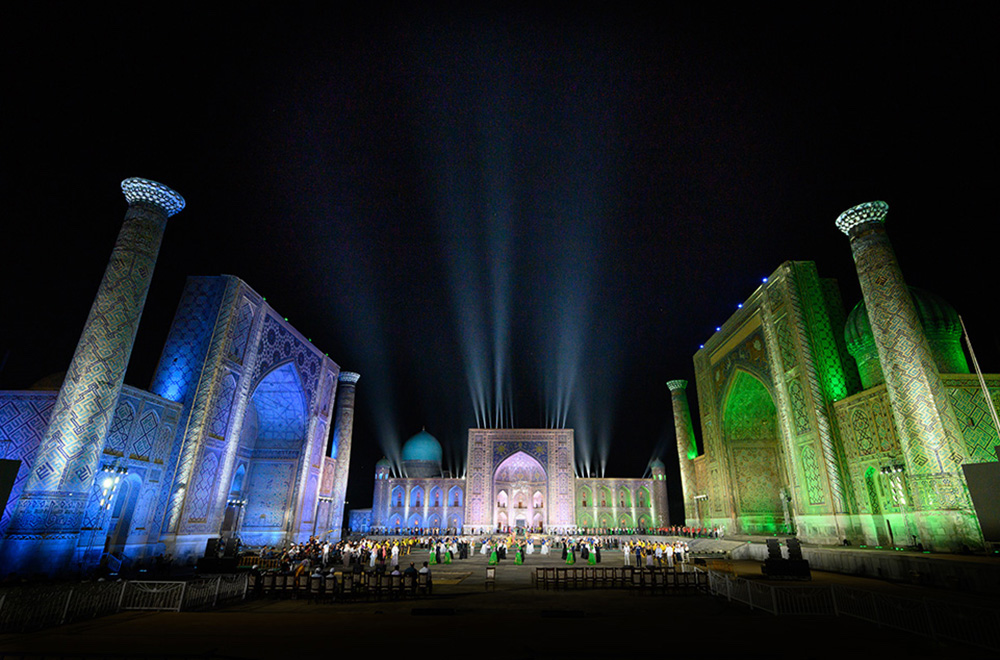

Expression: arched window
xmin=410 ymin=486 xmax=424 ymax=508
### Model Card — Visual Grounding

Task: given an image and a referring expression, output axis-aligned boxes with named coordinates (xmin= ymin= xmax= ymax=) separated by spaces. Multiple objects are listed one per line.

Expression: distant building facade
xmin=363 ymin=428 xmax=669 ymax=535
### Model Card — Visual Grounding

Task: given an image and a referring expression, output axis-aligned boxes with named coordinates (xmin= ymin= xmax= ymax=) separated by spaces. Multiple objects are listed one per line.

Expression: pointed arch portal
xmin=493 ymin=451 xmax=547 ymax=531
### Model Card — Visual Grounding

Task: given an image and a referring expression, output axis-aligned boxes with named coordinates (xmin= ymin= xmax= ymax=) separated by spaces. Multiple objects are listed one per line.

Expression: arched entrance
xmin=105 ymin=473 xmax=142 ymax=557
xmin=235 ymin=362 xmax=308 ymax=547
xmin=493 ymin=452 xmax=547 ymax=532
xmin=722 ymin=370 xmax=788 ymax=534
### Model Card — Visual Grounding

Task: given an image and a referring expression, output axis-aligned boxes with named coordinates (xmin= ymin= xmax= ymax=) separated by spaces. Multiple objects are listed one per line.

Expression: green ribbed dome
xmin=845 ymin=286 xmax=968 ymax=389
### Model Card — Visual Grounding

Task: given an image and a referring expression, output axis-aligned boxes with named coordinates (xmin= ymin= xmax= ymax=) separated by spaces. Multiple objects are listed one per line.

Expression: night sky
xmin=3 ymin=4 xmax=997 ymax=521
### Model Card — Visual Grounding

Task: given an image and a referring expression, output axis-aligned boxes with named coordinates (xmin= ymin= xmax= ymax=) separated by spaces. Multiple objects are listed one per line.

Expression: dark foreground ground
xmin=0 ymin=548 xmax=993 ymax=660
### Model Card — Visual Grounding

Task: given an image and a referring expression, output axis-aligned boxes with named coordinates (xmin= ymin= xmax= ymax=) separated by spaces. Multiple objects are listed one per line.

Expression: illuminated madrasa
xmin=0 ymin=179 xmax=358 ymax=575
xmin=669 ymin=202 xmax=999 ymax=552
xmin=355 ymin=428 xmax=670 ymax=535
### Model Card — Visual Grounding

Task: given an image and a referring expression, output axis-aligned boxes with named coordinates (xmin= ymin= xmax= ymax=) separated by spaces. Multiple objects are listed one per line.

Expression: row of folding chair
xmin=534 ymin=566 xmax=705 ymax=593
xmin=339 ymin=572 xmax=432 ymax=601
xmin=251 ymin=572 xmax=337 ymax=600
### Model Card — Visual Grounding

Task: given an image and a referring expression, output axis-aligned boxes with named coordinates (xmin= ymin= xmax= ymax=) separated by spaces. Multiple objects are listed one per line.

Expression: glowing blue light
xmin=121 ymin=177 xmax=185 ymax=216
xmin=716 ymin=327 xmax=721 ymax=332
xmin=737 ymin=304 xmax=743 ymax=309
xmin=762 ymin=277 xmax=768 ymax=283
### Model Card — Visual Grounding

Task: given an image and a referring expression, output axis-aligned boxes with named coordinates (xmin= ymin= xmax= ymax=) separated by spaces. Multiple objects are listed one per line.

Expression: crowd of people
xmin=245 ymin=531 xmax=698 ymax=581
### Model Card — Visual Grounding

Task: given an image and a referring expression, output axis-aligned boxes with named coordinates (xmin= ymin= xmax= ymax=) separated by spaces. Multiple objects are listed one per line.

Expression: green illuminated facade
xmin=674 ymin=204 xmax=997 ymax=550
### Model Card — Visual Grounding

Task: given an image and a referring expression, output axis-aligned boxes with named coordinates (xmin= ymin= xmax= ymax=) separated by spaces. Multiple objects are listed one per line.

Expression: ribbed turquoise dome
xmin=649 ymin=458 xmax=666 ymax=470
xmin=401 ymin=430 xmax=443 ymax=463
xmin=375 ymin=457 xmax=392 ymax=468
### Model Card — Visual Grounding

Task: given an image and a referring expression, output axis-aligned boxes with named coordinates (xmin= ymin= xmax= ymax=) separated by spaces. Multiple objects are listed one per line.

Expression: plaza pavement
xmin=0 ymin=548 xmax=991 ymax=660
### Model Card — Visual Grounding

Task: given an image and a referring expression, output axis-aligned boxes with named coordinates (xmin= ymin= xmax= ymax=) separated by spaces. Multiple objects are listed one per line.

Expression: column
xmin=836 ymin=201 xmax=980 ymax=550
xmin=1 ymin=178 xmax=184 ymax=574
xmin=667 ymin=380 xmax=699 ymax=525
xmin=327 ymin=371 xmax=359 ymax=541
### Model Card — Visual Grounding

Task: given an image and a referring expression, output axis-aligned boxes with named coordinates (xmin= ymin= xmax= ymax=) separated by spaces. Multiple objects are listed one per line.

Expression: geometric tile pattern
xmin=775 ymin=314 xmax=798 ymax=372
xmin=251 ymin=315 xmax=323 ymax=407
xmin=464 ymin=429 xmax=576 ymax=532
xmin=944 ymin=376 xmax=1000 ymax=464
xmin=159 ymin=276 xmax=241 ymax=536
xmin=787 ymin=379 xmax=810 ymax=435
xmin=849 ymin=224 xmax=969 ymax=487
xmin=800 ymin=444 xmax=824 ymax=505
xmin=150 ymin=278 xmax=228 ymax=405
xmin=105 ymin=402 xmax=135 ymax=454
xmin=731 ymin=445 xmax=782 ymax=515
xmin=130 ymin=411 xmax=159 ymax=458
xmin=0 ymin=394 xmax=55 ymax=537
xmin=5 ymin=202 xmax=169 ymax=562
xmin=226 ymin=298 xmax=256 ymax=364
xmin=30 ymin=207 xmax=167 ymax=497
xmin=209 ymin=373 xmax=238 ymax=440
xmin=785 ymin=262 xmax=845 ymax=512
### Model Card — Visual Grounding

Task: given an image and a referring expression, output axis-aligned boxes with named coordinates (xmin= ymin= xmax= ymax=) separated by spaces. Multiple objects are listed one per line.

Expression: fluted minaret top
xmin=835 ymin=200 xmax=888 ymax=236
xmin=121 ymin=177 xmax=186 ymax=217
xmin=666 ymin=380 xmax=688 ymax=392
xmin=339 ymin=371 xmax=360 ymax=384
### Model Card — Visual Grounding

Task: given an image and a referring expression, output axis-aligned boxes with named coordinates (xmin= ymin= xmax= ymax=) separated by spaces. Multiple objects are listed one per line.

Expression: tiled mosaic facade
xmin=0 ymin=386 xmax=182 ymax=565
xmin=674 ymin=205 xmax=996 ymax=551
xmin=150 ymin=275 xmax=344 ymax=558
xmin=0 ymin=273 xmax=353 ymax=574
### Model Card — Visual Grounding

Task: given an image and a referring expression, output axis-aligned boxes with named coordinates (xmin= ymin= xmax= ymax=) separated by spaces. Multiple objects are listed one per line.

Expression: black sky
xmin=3 ymin=4 xmax=998 ymax=521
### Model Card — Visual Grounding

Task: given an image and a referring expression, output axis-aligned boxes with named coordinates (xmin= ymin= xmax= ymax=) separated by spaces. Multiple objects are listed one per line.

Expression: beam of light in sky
xmin=416 ymin=42 xmax=517 ymax=443
xmin=274 ymin=116 xmax=405 ymax=471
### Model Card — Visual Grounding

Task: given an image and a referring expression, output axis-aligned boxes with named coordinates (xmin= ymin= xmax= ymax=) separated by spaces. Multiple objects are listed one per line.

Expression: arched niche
xmin=722 ymin=369 xmax=787 ymax=534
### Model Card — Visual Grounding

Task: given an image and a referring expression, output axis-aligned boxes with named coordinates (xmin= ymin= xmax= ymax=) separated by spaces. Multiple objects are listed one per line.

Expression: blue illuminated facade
xmin=0 ymin=274 xmax=356 ymax=574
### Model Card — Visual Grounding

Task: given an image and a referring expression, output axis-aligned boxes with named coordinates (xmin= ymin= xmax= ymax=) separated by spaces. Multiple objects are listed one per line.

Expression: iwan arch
xmin=669 ymin=202 xmax=999 ymax=552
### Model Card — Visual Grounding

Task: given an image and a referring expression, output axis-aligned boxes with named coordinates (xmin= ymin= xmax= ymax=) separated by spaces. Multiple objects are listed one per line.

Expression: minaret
xmin=327 ymin=371 xmax=359 ymax=541
xmin=667 ymin=380 xmax=699 ymax=525
xmin=649 ymin=459 xmax=670 ymax=528
xmin=836 ymin=201 xmax=980 ymax=550
xmin=372 ymin=458 xmax=392 ymax=532
xmin=1 ymin=178 xmax=184 ymax=574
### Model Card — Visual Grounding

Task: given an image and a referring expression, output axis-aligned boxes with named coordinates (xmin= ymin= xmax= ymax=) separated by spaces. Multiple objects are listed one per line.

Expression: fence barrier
xmin=0 ymin=574 xmax=248 ymax=633
xmin=701 ymin=569 xmax=1000 ymax=653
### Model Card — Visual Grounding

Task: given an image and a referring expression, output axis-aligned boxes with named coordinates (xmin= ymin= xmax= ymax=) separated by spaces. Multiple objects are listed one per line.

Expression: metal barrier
xmin=0 ymin=574 xmax=250 ymax=632
xmin=121 ymin=581 xmax=186 ymax=611
xmin=701 ymin=569 xmax=1000 ymax=652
